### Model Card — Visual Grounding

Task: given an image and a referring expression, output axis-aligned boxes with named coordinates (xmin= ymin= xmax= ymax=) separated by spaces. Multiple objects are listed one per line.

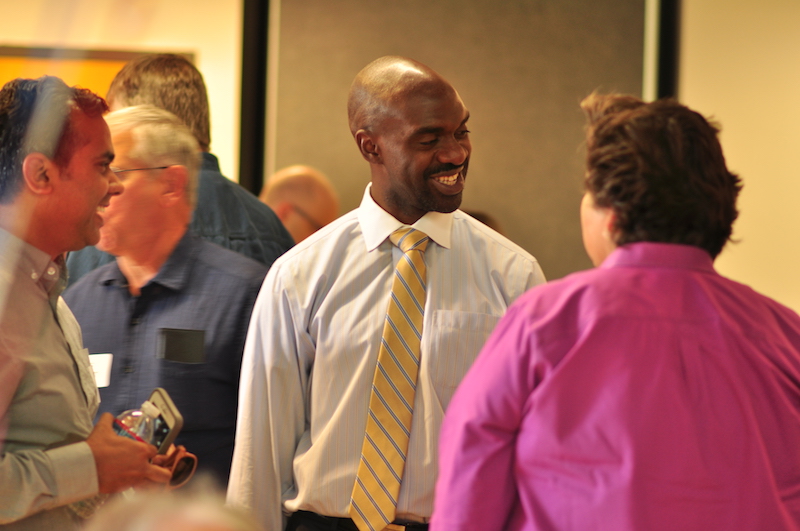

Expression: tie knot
xmin=390 ymin=227 xmax=430 ymax=254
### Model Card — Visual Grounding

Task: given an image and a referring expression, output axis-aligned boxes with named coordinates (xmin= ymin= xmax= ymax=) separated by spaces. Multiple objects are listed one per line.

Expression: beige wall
xmin=0 ymin=0 xmax=243 ymax=182
xmin=679 ymin=0 xmax=800 ymax=312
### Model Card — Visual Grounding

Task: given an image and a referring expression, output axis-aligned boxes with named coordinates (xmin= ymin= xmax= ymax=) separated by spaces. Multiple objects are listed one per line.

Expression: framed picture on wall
xmin=0 ymin=46 xmax=193 ymax=99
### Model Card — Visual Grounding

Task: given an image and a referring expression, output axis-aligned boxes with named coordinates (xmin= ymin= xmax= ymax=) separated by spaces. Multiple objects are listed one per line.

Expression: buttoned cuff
xmin=47 ymin=442 xmax=99 ymax=504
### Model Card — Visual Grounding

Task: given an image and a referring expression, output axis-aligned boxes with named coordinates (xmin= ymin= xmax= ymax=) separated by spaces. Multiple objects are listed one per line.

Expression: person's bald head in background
xmin=259 ymin=165 xmax=339 ymax=243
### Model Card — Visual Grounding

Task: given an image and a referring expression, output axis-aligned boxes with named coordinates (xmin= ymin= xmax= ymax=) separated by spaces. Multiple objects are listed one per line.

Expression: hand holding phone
xmin=147 ymin=387 xmax=184 ymax=454
xmin=147 ymin=388 xmax=196 ymax=488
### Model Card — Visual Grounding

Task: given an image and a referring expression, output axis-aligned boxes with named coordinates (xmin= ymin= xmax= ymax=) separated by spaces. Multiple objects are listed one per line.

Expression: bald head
xmin=261 ymin=165 xmax=339 ymax=243
xmin=347 ymin=56 xmax=459 ymax=137
xmin=346 ymin=56 xmax=471 ymax=225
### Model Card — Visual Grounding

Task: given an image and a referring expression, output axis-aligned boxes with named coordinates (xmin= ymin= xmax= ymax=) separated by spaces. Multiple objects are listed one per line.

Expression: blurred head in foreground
xmin=84 ymin=478 xmax=263 ymax=531
xmin=0 ymin=76 xmax=120 ymax=257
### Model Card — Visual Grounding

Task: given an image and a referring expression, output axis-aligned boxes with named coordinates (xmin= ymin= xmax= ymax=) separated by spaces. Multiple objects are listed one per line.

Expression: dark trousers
xmin=286 ymin=511 xmax=361 ymax=531
xmin=286 ymin=511 xmax=429 ymax=531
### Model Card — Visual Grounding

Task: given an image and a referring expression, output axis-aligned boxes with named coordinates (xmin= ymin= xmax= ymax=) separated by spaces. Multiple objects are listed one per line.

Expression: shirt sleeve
xmin=0 ymin=354 xmax=98 ymax=524
xmin=227 ymin=267 xmax=310 ymax=531
xmin=431 ymin=302 xmax=536 ymax=531
xmin=529 ymin=261 xmax=546 ymax=289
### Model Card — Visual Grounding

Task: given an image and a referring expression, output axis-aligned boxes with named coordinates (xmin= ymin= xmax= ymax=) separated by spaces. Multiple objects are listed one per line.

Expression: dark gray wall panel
xmin=272 ymin=0 xmax=644 ymax=279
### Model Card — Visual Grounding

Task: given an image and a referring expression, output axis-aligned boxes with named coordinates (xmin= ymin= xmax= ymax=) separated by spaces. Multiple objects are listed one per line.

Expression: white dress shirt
xmin=227 ymin=185 xmax=545 ymax=531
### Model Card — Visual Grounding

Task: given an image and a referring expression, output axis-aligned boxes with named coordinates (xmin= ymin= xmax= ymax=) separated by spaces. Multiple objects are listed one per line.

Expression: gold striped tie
xmin=350 ymin=227 xmax=430 ymax=531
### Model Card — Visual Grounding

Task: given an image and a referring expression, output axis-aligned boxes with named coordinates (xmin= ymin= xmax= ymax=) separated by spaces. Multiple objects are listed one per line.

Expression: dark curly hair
xmin=581 ymin=93 xmax=742 ymax=258
xmin=0 ymin=76 xmax=107 ymax=203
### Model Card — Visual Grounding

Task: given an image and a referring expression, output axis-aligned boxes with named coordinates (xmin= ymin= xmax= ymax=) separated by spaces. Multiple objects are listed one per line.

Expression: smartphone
xmin=148 ymin=387 xmax=184 ymax=454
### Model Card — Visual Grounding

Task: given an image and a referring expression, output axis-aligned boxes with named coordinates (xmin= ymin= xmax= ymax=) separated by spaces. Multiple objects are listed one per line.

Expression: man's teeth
xmin=98 ymin=206 xmax=105 ymax=213
xmin=434 ymin=173 xmax=458 ymax=185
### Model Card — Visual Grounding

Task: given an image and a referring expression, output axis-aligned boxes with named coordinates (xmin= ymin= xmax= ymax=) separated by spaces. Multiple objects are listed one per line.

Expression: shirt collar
xmin=357 ymin=183 xmax=454 ymax=252
xmin=602 ymin=242 xmax=716 ymax=273
xmin=99 ymin=231 xmax=200 ymax=292
xmin=0 ymin=227 xmax=66 ymax=302
xmin=201 ymin=151 xmax=219 ymax=172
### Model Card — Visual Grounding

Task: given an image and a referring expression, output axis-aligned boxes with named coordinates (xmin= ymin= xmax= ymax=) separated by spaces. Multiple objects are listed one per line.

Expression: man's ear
xmin=602 ymin=209 xmax=618 ymax=244
xmin=355 ymin=130 xmax=382 ymax=164
xmin=160 ymin=165 xmax=189 ymax=206
xmin=21 ymin=153 xmax=56 ymax=195
xmin=273 ymin=201 xmax=293 ymax=222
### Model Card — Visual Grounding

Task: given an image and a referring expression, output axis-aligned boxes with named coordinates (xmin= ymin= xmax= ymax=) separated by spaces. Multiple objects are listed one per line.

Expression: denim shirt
xmin=66 ymin=152 xmax=293 ymax=285
xmin=63 ymin=232 xmax=269 ymax=485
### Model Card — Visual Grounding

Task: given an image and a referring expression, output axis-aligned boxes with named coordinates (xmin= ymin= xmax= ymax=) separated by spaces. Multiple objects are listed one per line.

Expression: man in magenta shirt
xmin=431 ymin=94 xmax=800 ymax=530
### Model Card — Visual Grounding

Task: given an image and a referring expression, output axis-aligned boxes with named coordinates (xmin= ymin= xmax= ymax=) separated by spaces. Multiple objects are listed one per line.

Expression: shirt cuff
xmin=46 ymin=441 xmax=99 ymax=504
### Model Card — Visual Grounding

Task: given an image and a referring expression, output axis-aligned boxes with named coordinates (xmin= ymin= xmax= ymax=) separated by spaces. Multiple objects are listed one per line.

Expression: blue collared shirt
xmin=63 ymin=231 xmax=268 ymax=485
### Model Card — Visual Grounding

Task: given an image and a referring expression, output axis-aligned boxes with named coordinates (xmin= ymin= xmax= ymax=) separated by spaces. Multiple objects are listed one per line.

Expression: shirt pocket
xmin=427 ymin=310 xmax=501 ymax=407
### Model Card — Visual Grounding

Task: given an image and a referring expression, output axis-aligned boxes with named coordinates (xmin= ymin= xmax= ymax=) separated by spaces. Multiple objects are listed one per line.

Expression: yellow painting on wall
xmin=0 ymin=47 xmax=192 ymax=100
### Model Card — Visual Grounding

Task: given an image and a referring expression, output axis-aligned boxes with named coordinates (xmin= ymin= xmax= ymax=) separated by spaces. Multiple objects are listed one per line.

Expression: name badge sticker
xmin=89 ymin=353 xmax=113 ymax=388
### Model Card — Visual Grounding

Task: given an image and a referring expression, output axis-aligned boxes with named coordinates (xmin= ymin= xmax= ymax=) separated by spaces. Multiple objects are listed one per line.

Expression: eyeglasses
xmin=291 ymin=204 xmax=323 ymax=231
xmin=111 ymin=166 xmax=169 ymax=174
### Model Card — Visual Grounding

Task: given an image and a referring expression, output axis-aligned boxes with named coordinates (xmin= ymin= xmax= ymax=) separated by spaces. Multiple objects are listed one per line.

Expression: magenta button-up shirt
xmin=432 ymin=242 xmax=800 ymax=531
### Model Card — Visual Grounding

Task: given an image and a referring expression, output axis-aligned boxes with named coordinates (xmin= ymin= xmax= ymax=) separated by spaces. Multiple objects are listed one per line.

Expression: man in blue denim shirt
xmin=64 ymin=105 xmax=268 ymax=487
xmin=67 ymin=54 xmax=293 ymax=285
